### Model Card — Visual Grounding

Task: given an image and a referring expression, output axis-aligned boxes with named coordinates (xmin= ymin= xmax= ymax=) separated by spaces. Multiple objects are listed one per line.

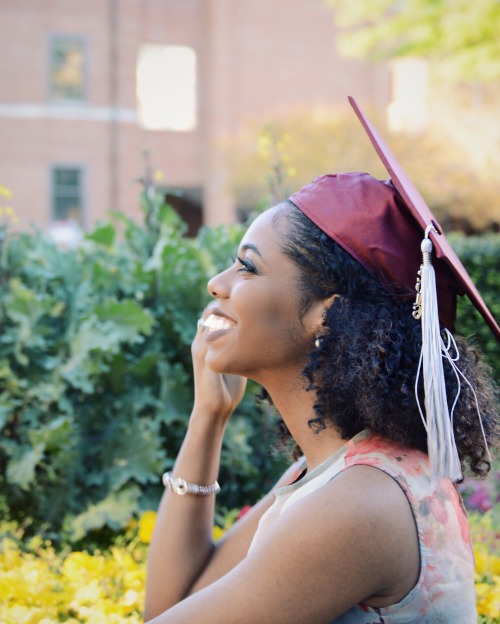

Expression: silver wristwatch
xmin=162 ymin=471 xmax=221 ymax=496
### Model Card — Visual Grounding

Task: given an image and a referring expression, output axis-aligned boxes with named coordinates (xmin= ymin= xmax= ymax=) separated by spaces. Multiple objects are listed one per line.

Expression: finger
xmin=192 ymin=306 xmax=213 ymax=353
xmin=196 ymin=301 xmax=219 ymax=334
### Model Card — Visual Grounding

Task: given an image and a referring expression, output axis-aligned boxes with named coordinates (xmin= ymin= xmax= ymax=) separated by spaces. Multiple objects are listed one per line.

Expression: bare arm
xmin=144 ymin=307 xmax=245 ymax=619
xmin=144 ymin=309 xmax=301 ymax=619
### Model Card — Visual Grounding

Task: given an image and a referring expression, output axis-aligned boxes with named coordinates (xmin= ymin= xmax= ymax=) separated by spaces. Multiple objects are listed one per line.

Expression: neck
xmin=260 ymin=368 xmax=345 ymax=470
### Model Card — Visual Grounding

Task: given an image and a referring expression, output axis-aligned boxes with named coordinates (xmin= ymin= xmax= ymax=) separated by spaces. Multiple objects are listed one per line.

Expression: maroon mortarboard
xmin=349 ymin=96 xmax=500 ymax=342
xmin=288 ymin=97 xmax=499 ymax=481
xmin=289 ymin=97 xmax=500 ymax=343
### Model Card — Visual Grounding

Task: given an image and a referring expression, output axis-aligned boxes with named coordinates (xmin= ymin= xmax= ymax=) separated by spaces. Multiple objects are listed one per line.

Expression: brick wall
xmin=0 ymin=0 xmax=390 ymax=233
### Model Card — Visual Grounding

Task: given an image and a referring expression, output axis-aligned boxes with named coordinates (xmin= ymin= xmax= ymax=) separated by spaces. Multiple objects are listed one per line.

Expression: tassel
xmin=414 ymin=226 xmax=462 ymax=482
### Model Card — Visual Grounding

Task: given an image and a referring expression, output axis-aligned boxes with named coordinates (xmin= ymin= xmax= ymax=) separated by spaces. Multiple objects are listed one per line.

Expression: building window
xmin=387 ymin=58 xmax=429 ymax=134
xmin=51 ymin=167 xmax=84 ymax=224
xmin=137 ymin=45 xmax=197 ymax=131
xmin=49 ymin=35 xmax=87 ymax=102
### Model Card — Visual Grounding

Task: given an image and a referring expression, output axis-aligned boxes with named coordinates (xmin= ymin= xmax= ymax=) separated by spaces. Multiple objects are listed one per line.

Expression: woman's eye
xmin=236 ymin=256 xmax=256 ymax=273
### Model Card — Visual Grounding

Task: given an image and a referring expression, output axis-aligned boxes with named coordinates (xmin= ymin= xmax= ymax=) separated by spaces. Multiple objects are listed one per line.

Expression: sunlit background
xmin=0 ymin=0 xmax=499 ymax=240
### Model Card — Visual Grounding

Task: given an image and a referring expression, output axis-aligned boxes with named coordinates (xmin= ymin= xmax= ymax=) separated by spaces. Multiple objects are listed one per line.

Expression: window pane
xmin=50 ymin=36 xmax=86 ymax=101
xmin=137 ymin=45 xmax=197 ymax=131
xmin=55 ymin=169 xmax=79 ymax=186
xmin=52 ymin=167 xmax=83 ymax=223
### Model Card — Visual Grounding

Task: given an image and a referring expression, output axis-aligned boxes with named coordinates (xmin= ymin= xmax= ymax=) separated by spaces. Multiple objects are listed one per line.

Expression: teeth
xmin=204 ymin=314 xmax=234 ymax=333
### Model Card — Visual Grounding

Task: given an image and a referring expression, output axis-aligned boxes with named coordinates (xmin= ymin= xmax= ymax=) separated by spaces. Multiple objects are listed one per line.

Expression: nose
xmin=207 ymin=267 xmax=231 ymax=299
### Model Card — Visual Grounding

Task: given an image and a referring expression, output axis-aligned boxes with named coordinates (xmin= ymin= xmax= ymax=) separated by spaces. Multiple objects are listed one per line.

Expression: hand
xmin=191 ymin=307 xmax=247 ymax=423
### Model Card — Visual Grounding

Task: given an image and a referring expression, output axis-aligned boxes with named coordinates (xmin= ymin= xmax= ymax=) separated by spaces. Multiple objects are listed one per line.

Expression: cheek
xmin=238 ymin=287 xmax=309 ymax=351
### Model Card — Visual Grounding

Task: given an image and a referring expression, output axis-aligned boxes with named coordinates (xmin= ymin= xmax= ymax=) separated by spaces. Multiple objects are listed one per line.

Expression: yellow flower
xmin=0 ymin=604 xmax=44 ymax=624
xmin=0 ymin=184 xmax=13 ymax=198
xmin=476 ymin=580 xmax=500 ymax=617
xmin=475 ymin=545 xmax=489 ymax=576
xmin=153 ymin=169 xmax=164 ymax=182
xmin=62 ymin=550 xmax=104 ymax=582
xmin=213 ymin=525 xmax=225 ymax=541
xmin=138 ymin=510 xmax=157 ymax=544
xmin=73 ymin=579 xmax=104 ymax=604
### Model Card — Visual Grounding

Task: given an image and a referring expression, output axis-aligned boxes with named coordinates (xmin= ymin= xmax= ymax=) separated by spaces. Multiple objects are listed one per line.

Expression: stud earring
xmin=314 ymin=337 xmax=322 ymax=349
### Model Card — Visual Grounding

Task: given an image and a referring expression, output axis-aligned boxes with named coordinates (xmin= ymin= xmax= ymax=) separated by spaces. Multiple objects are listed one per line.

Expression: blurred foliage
xmin=228 ymin=110 xmax=500 ymax=233
xmin=326 ymin=0 xmax=500 ymax=83
xmin=451 ymin=234 xmax=500 ymax=378
xmin=0 ymin=184 xmax=287 ymax=545
xmin=0 ymin=173 xmax=498 ymax=547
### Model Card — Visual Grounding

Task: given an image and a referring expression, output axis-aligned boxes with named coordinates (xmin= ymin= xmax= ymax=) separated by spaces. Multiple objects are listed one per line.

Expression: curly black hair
xmin=279 ymin=201 xmax=499 ymax=478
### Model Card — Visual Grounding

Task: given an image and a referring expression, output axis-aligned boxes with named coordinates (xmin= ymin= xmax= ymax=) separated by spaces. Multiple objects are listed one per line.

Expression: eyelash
xmin=234 ymin=256 xmax=257 ymax=274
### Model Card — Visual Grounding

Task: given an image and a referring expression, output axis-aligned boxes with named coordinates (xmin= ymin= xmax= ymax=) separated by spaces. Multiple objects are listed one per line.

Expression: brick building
xmin=0 ymin=0 xmax=390 ymax=236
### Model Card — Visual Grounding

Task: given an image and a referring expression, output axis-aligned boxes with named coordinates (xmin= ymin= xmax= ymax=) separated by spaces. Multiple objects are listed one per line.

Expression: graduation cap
xmin=289 ymin=96 xmax=499 ymax=481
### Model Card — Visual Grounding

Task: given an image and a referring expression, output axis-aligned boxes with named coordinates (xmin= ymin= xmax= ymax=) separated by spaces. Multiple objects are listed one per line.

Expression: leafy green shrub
xmin=0 ymin=187 xmax=498 ymax=546
xmin=0 ymin=189 xmax=286 ymax=544
xmin=450 ymin=233 xmax=500 ymax=379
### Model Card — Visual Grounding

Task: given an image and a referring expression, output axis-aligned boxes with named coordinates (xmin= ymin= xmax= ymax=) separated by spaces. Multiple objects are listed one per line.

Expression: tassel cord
xmin=441 ymin=329 xmax=492 ymax=464
xmin=416 ymin=326 xmax=492 ymax=473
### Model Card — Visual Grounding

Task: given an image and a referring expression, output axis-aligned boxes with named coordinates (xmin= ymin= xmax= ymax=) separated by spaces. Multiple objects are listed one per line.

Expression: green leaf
xmin=60 ymin=316 xmax=118 ymax=391
xmin=132 ymin=352 xmax=160 ymax=379
xmin=28 ymin=416 xmax=73 ymax=452
xmin=105 ymin=419 xmax=164 ymax=489
xmin=158 ymin=203 xmax=187 ymax=232
xmin=6 ymin=443 xmax=45 ymax=489
xmin=94 ymin=300 xmax=155 ymax=342
xmin=86 ymin=223 xmax=116 ymax=247
xmin=0 ymin=403 xmax=11 ymax=430
xmin=49 ymin=301 xmax=66 ymax=318
xmin=69 ymin=486 xmax=140 ymax=541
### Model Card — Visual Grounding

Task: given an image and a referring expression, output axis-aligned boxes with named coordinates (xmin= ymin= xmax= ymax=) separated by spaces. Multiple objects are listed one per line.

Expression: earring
xmin=314 ymin=337 xmax=322 ymax=349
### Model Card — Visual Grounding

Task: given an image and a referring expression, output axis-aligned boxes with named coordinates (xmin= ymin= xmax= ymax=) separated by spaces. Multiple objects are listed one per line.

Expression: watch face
xmin=174 ymin=478 xmax=188 ymax=495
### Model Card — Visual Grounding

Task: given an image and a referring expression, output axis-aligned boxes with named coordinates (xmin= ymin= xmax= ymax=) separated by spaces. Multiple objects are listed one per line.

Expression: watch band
xmin=162 ymin=471 xmax=221 ymax=496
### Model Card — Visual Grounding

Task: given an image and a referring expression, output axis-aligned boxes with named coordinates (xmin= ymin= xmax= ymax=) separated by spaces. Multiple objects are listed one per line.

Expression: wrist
xmin=190 ymin=404 xmax=232 ymax=429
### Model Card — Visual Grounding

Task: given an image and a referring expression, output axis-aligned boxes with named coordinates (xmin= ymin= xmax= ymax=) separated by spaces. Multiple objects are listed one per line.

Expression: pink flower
xmin=236 ymin=505 xmax=252 ymax=521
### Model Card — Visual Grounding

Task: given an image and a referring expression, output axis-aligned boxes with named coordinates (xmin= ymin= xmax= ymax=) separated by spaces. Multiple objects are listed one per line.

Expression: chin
xmin=205 ymin=352 xmax=253 ymax=379
xmin=205 ymin=352 xmax=235 ymax=375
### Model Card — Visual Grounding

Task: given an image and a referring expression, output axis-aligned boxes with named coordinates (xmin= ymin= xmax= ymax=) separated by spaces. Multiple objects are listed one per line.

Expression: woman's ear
xmin=323 ymin=293 xmax=341 ymax=315
xmin=305 ymin=293 xmax=341 ymax=336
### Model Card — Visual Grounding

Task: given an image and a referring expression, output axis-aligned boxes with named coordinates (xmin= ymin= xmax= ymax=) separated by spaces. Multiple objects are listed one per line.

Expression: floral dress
xmin=248 ymin=430 xmax=477 ymax=623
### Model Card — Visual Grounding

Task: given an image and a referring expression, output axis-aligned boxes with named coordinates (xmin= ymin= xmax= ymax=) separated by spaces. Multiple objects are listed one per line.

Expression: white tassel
xmin=414 ymin=227 xmax=462 ymax=482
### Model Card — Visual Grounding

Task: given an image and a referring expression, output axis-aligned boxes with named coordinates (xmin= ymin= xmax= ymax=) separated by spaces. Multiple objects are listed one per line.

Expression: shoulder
xmin=278 ymin=463 xmax=418 ymax=557
xmin=251 ymin=463 xmax=420 ymax=610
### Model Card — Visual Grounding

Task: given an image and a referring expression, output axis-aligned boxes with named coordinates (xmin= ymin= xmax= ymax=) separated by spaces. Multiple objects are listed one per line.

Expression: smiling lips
xmin=203 ymin=313 xmax=236 ymax=334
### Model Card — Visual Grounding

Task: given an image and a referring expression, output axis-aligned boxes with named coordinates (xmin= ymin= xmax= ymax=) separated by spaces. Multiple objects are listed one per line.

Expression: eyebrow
xmin=240 ymin=243 xmax=262 ymax=258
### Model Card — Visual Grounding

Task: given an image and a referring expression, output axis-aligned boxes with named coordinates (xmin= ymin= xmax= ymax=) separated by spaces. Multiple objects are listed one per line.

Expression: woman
xmin=144 ymin=100 xmax=499 ymax=623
